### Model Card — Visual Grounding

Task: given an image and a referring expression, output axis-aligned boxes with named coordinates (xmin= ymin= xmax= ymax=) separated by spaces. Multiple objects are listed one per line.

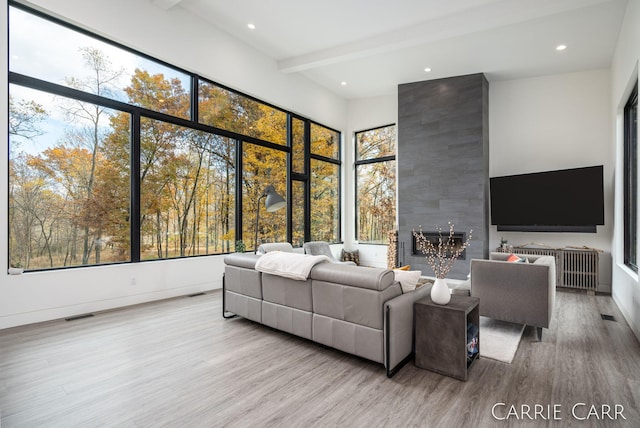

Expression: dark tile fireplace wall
xmin=397 ymin=74 xmax=489 ymax=279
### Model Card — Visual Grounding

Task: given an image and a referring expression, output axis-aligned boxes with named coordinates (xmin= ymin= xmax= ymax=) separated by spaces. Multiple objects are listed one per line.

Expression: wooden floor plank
xmin=1 ymin=290 xmax=639 ymax=427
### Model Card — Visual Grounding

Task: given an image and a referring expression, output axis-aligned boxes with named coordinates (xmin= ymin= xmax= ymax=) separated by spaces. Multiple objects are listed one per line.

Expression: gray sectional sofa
xmin=223 ymin=252 xmax=431 ymax=377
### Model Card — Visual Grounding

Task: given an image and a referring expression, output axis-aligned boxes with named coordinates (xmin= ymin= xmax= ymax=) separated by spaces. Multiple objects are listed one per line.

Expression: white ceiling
xmin=155 ymin=0 xmax=628 ymax=99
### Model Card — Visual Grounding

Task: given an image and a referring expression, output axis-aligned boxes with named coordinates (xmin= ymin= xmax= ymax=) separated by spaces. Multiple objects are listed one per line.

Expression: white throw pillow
xmin=393 ymin=269 xmax=422 ymax=293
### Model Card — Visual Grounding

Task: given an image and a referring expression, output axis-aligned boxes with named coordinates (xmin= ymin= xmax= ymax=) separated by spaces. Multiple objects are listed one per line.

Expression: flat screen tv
xmin=490 ymin=165 xmax=604 ymax=233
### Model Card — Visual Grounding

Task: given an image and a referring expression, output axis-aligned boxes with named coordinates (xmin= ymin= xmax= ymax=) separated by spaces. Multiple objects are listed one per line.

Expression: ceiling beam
xmin=277 ymin=0 xmax=614 ymax=73
xmin=151 ymin=0 xmax=183 ymax=11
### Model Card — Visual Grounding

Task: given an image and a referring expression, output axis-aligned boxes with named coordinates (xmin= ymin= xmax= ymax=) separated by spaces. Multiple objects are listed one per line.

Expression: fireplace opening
xmin=412 ymin=231 xmax=467 ymax=260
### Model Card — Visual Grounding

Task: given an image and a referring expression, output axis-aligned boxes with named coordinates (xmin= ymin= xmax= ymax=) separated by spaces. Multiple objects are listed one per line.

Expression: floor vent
xmin=601 ymin=314 xmax=617 ymax=322
xmin=188 ymin=292 xmax=205 ymax=297
xmin=65 ymin=313 xmax=94 ymax=321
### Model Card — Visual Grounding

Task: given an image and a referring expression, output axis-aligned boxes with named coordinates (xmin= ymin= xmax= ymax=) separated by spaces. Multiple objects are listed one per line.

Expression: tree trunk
xmin=156 ymin=211 xmax=163 ymax=259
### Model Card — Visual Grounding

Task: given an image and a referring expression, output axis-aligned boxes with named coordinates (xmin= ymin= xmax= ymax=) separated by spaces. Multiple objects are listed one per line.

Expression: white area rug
xmin=479 ymin=316 xmax=525 ymax=363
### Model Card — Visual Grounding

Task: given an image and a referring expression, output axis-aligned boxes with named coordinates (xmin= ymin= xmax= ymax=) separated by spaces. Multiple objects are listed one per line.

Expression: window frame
xmin=309 ymin=120 xmax=342 ymax=244
xmin=624 ymin=81 xmax=638 ymax=273
xmin=354 ymin=124 xmax=396 ymax=245
xmin=7 ymin=2 xmax=341 ymax=271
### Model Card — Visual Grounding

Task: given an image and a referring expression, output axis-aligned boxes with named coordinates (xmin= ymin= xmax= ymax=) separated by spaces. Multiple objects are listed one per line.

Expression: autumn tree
xmin=8 ymin=95 xmax=47 ymax=141
xmin=60 ymin=47 xmax=125 ymax=264
xmin=309 ymin=125 xmax=341 ymax=243
xmin=97 ymin=113 xmax=131 ymax=259
xmin=197 ymin=83 xmax=240 ymax=252
xmin=126 ymin=69 xmax=191 ymax=258
xmin=8 ymin=95 xmax=48 ymax=268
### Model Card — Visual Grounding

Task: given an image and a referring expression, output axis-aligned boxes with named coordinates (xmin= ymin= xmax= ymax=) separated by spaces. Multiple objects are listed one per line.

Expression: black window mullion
xmin=355 ymin=155 xmax=396 ymax=166
xmin=9 ymin=72 xmax=292 ymax=155
xmin=130 ymin=113 xmax=141 ymax=263
xmin=191 ymin=76 xmax=199 ymax=123
xmin=235 ymin=139 xmax=243 ymax=247
xmin=338 ymin=142 xmax=343 ymax=243
xmin=304 ymin=120 xmax=312 ymax=243
xmin=310 ymin=153 xmax=341 ymax=165
xmin=355 ymin=162 xmax=360 ymax=243
xmin=286 ymin=115 xmax=293 ymax=244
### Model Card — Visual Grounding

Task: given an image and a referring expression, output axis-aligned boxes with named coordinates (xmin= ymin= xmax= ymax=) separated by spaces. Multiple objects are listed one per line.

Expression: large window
xmin=198 ymin=81 xmax=287 ymax=146
xmin=9 ymin=85 xmax=131 ymax=268
xmin=310 ymin=160 xmax=340 ymax=242
xmin=9 ymin=6 xmax=191 ymax=119
xmin=8 ymin=3 xmax=340 ymax=271
xmin=624 ymin=82 xmax=638 ymax=272
xmin=139 ymin=119 xmax=236 ymax=260
xmin=241 ymin=144 xmax=288 ymax=252
xmin=355 ymin=125 xmax=396 ymax=244
xmin=310 ymin=124 xmax=342 ymax=243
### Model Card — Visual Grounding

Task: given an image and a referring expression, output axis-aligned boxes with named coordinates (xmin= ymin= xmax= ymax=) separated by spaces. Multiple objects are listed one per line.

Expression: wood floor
xmin=1 ymin=289 xmax=639 ymax=427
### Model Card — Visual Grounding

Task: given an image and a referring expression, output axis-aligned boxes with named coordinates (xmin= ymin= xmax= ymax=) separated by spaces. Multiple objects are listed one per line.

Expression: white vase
xmin=431 ymin=277 xmax=451 ymax=305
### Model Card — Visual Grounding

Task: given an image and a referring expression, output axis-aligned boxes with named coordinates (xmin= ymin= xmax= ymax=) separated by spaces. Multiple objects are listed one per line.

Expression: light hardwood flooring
xmin=1 ymin=289 xmax=639 ymax=427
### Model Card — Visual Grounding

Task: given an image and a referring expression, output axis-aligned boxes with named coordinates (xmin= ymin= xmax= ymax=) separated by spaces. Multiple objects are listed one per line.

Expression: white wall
xmin=489 ymin=69 xmax=614 ymax=291
xmin=1 ymin=0 xmax=347 ymax=329
xmin=611 ymin=0 xmax=640 ymax=340
xmin=344 ymin=95 xmax=398 ymax=267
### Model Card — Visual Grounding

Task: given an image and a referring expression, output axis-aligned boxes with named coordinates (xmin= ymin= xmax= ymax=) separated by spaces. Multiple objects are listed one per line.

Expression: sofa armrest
xmin=224 ymin=253 xmax=261 ymax=269
xmin=383 ymin=284 xmax=432 ymax=377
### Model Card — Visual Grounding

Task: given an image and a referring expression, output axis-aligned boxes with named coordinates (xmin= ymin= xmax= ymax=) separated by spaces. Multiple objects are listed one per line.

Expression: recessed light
xmin=248 ymin=23 xmax=256 ymax=30
xmin=424 ymin=67 xmax=432 ymax=72
xmin=556 ymin=44 xmax=567 ymax=51
xmin=341 ymin=81 xmax=347 ymax=86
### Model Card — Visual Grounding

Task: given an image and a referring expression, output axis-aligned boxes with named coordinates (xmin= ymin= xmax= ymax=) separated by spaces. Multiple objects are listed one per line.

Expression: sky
xmin=9 ymin=5 xmax=190 ymax=156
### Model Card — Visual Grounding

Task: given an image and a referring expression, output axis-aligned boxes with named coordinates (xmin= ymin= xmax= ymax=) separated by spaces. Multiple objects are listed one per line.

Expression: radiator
xmin=509 ymin=247 xmax=599 ymax=291
xmin=561 ymin=249 xmax=599 ymax=290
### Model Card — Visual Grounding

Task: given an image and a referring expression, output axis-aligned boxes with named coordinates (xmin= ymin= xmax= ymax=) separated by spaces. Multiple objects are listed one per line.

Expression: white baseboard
xmin=0 ymin=280 xmax=221 ymax=330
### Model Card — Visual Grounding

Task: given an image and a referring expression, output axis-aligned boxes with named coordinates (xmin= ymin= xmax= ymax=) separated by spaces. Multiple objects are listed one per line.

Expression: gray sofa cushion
xmin=262 ymin=273 xmax=313 ymax=312
xmin=257 ymin=242 xmax=293 ymax=254
xmin=304 ymin=241 xmax=356 ymax=265
xmin=312 ymin=280 xmax=401 ymax=330
xmin=224 ymin=265 xmax=262 ymax=299
xmin=312 ymin=314 xmax=384 ymax=364
xmin=310 ymin=263 xmax=394 ymax=291
xmin=303 ymin=241 xmax=337 ymax=260
xmin=225 ymin=291 xmax=262 ymax=323
xmin=262 ymin=301 xmax=312 ymax=339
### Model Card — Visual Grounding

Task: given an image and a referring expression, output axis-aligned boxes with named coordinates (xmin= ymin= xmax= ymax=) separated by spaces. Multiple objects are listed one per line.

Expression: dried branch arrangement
xmin=412 ymin=223 xmax=472 ymax=279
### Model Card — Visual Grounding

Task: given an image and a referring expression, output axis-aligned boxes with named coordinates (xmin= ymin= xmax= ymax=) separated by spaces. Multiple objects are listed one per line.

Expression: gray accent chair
xmin=470 ymin=252 xmax=556 ymax=340
xmin=303 ymin=241 xmax=356 ymax=265
xmin=223 ymin=253 xmax=431 ymax=377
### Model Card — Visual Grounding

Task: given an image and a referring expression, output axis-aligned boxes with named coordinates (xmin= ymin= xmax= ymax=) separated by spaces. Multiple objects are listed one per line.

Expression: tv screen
xmin=490 ymin=165 xmax=604 ymax=232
